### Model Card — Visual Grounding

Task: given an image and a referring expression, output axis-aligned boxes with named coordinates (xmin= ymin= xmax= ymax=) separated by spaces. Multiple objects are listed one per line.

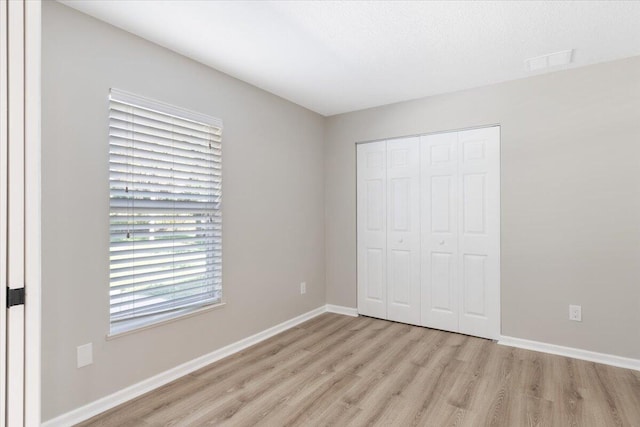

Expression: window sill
xmin=106 ymin=301 xmax=226 ymax=340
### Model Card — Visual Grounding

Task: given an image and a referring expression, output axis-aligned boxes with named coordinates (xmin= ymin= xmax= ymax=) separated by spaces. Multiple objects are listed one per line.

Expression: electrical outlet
xmin=569 ymin=305 xmax=582 ymax=322
xmin=300 ymin=282 xmax=306 ymax=295
xmin=77 ymin=343 xmax=93 ymax=368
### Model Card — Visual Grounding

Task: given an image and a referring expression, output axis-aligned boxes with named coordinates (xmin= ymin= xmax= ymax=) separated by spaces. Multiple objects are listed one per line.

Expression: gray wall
xmin=42 ymin=2 xmax=325 ymax=421
xmin=325 ymin=56 xmax=640 ymax=360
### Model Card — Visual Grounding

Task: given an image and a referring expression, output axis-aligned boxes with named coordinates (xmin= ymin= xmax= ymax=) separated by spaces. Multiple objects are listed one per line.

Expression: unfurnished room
xmin=1 ymin=0 xmax=640 ymax=426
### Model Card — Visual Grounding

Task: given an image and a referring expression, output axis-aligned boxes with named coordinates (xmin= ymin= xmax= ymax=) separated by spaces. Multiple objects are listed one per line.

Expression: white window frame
xmin=108 ymin=89 xmax=223 ymax=336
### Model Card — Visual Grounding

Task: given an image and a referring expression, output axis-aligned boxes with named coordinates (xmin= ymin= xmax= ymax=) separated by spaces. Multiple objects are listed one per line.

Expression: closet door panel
xmin=420 ymin=132 xmax=459 ymax=331
xmin=357 ymin=141 xmax=387 ymax=318
xmin=458 ymin=127 xmax=500 ymax=339
xmin=386 ymin=137 xmax=420 ymax=324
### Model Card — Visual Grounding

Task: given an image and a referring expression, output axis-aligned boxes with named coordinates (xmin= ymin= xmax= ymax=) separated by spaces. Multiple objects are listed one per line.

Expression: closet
xmin=356 ymin=126 xmax=500 ymax=340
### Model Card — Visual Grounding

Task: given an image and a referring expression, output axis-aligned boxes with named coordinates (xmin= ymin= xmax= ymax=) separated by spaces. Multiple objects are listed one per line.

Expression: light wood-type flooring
xmin=79 ymin=313 xmax=640 ymax=426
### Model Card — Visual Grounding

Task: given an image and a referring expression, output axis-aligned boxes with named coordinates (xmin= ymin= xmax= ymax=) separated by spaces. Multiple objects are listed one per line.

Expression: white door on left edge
xmin=2 ymin=0 xmax=32 ymax=424
xmin=386 ymin=137 xmax=420 ymax=324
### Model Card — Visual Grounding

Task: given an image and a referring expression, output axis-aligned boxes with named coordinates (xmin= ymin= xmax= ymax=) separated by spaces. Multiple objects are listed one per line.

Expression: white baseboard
xmin=42 ymin=305 xmax=328 ymax=427
xmin=499 ymin=335 xmax=640 ymax=372
xmin=325 ymin=304 xmax=358 ymax=317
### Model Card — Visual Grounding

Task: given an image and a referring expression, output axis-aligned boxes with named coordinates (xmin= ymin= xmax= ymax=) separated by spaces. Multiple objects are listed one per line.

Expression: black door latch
xmin=7 ymin=287 xmax=25 ymax=307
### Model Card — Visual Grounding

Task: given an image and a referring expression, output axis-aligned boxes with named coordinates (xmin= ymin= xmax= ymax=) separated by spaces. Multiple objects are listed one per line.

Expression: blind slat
xmin=111 ymin=290 xmax=222 ymax=321
xmin=109 ymin=155 xmax=221 ymax=176
xmin=109 ymin=124 xmax=221 ymax=149
xmin=110 ymin=281 xmax=221 ymax=310
xmin=110 ymin=171 xmax=219 ymax=188
xmin=110 ymin=144 xmax=220 ymax=169
xmin=109 ymin=236 xmax=222 ymax=250
xmin=110 ymin=241 xmax=222 ymax=258
xmin=110 ymin=182 xmax=220 ymax=196
xmin=109 ymin=109 xmax=220 ymax=142
xmin=109 ymin=160 xmax=221 ymax=179
xmin=109 ymin=221 xmax=222 ymax=233
xmin=110 ymin=132 xmax=221 ymax=158
xmin=110 ymin=263 xmax=216 ymax=287
xmin=111 ymin=256 xmax=222 ymax=273
xmin=109 ymin=132 xmax=221 ymax=156
xmin=111 ymin=270 xmax=222 ymax=293
xmin=110 ymin=98 xmax=222 ymax=134
xmin=110 ymin=187 xmax=221 ymax=201
xmin=111 ymin=278 xmax=222 ymax=302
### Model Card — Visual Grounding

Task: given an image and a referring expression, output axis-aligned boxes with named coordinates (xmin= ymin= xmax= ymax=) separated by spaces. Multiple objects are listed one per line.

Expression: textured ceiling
xmin=60 ymin=1 xmax=640 ymax=116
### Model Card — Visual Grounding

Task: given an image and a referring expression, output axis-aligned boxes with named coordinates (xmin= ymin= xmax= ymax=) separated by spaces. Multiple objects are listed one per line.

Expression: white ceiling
xmin=60 ymin=1 xmax=640 ymax=116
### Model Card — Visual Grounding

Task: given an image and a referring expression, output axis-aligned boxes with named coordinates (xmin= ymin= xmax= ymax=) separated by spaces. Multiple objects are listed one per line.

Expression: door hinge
xmin=7 ymin=287 xmax=25 ymax=308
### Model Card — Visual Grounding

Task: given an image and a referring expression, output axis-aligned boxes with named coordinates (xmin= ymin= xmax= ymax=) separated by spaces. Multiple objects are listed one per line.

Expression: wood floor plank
xmin=351 ymin=361 xmax=422 ymax=426
xmin=315 ymin=400 xmax=362 ymax=427
xmin=78 ymin=314 xmax=640 ymax=427
xmin=607 ymin=364 xmax=640 ymax=423
xmin=585 ymin=362 xmax=631 ymax=426
xmin=558 ymin=357 xmax=586 ymax=427
xmin=447 ymin=337 xmax=492 ymax=410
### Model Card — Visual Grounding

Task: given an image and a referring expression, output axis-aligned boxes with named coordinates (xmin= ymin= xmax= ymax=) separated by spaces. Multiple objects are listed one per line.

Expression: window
xmin=108 ymin=89 xmax=223 ymax=334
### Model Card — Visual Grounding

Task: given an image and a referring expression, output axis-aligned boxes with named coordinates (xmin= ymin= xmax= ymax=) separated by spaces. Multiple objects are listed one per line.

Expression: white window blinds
xmin=109 ymin=89 xmax=223 ymax=329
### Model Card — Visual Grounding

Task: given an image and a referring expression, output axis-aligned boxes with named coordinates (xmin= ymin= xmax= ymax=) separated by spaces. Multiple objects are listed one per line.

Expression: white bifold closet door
xmin=356 ymin=137 xmax=420 ymax=324
xmin=357 ymin=126 xmax=500 ymax=340
xmin=420 ymin=127 xmax=500 ymax=339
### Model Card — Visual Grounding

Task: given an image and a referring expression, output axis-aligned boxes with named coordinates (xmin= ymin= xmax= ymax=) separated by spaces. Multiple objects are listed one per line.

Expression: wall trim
xmin=325 ymin=304 xmax=358 ymax=317
xmin=42 ymin=305 xmax=334 ymax=427
xmin=499 ymin=335 xmax=640 ymax=372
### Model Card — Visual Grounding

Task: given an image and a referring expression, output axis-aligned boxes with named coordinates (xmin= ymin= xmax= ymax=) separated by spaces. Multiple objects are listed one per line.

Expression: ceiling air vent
xmin=525 ymin=49 xmax=574 ymax=72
